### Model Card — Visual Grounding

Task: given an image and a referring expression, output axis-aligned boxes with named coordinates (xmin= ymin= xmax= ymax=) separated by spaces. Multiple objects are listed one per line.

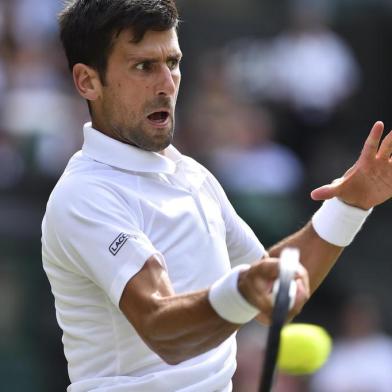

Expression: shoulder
xmin=46 ymin=156 xmax=142 ymax=226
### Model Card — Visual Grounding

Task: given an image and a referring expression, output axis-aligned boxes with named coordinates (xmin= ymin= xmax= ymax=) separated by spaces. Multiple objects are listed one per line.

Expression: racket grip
xmin=272 ymin=279 xmax=297 ymax=310
xmin=271 ymin=247 xmax=300 ymax=310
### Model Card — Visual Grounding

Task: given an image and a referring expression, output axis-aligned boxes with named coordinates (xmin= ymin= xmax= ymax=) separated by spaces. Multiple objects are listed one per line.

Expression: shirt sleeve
xmin=204 ymin=170 xmax=266 ymax=265
xmin=43 ymin=176 xmax=166 ymax=308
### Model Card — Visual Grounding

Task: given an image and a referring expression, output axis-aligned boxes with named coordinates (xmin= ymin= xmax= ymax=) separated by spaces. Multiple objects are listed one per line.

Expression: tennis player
xmin=41 ymin=1 xmax=392 ymax=391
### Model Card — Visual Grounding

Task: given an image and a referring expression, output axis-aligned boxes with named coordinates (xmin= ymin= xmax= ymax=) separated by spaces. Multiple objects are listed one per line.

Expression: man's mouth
xmin=147 ymin=110 xmax=170 ymax=124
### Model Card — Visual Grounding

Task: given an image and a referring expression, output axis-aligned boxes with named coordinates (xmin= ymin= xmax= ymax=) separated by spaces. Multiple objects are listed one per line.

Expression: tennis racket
xmin=259 ymin=248 xmax=299 ymax=392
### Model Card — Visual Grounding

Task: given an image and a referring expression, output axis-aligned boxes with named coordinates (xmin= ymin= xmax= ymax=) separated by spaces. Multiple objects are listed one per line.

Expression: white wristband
xmin=208 ymin=264 xmax=259 ymax=324
xmin=312 ymin=197 xmax=372 ymax=247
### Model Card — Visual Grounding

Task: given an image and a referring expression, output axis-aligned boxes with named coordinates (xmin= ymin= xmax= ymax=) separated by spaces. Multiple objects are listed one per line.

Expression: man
xmin=41 ymin=1 xmax=392 ymax=391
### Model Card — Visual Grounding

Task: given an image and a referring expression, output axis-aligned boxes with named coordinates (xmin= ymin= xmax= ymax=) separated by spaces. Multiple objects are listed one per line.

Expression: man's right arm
xmin=119 ymin=255 xmax=309 ymax=364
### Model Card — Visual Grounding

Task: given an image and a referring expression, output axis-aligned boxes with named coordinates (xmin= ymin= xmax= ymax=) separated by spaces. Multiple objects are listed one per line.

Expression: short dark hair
xmin=59 ymin=0 xmax=179 ymax=83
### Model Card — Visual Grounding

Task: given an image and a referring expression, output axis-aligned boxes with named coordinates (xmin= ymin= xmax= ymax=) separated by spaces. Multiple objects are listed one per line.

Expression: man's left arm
xmin=269 ymin=121 xmax=392 ymax=293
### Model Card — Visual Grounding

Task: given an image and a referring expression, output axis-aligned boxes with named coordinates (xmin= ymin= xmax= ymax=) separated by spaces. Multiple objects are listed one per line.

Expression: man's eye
xmin=167 ymin=59 xmax=180 ymax=70
xmin=135 ymin=62 xmax=151 ymax=71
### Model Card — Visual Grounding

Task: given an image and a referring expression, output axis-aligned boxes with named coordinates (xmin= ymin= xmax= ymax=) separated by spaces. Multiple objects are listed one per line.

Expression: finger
xmin=295 ymin=264 xmax=310 ymax=297
xmin=310 ymin=181 xmax=341 ymax=201
xmin=258 ymin=258 xmax=280 ymax=280
xmin=377 ymin=129 xmax=392 ymax=159
xmin=361 ymin=121 xmax=384 ymax=159
xmin=287 ymin=279 xmax=308 ymax=321
xmin=246 ymin=259 xmax=280 ymax=302
xmin=290 ymin=267 xmax=310 ymax=312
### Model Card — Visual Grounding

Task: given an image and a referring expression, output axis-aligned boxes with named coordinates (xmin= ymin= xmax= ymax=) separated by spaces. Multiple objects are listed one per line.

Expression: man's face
xmin=92 ymin=28 xmax=182 ymax=152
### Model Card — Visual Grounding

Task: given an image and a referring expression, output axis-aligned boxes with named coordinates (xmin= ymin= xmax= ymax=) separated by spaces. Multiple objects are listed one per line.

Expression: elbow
xmin=143 ymin=333 xmax=195 ymax=365
xmin=159 ymin=352 xmax=184 ymax=366
xmin=152 ymin=344 xmax=191 ymax=365
xmin=139 ymin=315 xmax=205 ymax=365
xmin=137 ymin=323 xmax=188 ymax=364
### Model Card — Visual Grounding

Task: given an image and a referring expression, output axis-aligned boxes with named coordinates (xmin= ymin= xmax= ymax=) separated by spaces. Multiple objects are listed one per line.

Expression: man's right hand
xmin=237 ymin=257 xmax=310 ymax=325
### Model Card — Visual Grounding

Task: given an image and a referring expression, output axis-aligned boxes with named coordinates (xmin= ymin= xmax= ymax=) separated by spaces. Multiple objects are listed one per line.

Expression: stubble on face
xmin=103 ymin=94 xmax=175 ymax=152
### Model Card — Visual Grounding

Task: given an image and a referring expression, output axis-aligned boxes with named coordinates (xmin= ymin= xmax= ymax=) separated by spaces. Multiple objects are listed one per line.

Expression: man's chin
xmin=148 ymin=136 xmax=173 ymax=152
xmin=140 ymin=130 xmax=173 ymax=152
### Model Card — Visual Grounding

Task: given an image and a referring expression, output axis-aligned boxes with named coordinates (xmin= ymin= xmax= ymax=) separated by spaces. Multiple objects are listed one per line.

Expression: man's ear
xmin=72 ymin=63 xmax=102 ymax=102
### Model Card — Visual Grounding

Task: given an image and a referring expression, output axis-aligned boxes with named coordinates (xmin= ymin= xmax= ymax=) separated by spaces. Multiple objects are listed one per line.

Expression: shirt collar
xmin=82 ymin=122 xmax=181 ymax=174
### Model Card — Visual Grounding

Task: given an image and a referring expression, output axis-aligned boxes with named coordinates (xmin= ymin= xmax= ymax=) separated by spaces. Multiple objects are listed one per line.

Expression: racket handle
xmin=272 ymin=279 xmax=297 ymax=310
xmin=271 ymin=248 xmax=300 ymax=310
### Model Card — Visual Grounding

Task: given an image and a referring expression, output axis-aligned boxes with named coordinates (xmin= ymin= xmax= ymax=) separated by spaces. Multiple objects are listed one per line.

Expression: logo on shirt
xmin=109 ymin=233 xmax=131 ymax=255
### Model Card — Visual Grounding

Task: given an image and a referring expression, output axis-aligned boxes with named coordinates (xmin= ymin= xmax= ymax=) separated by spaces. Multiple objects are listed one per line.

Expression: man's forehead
xmin=115 ymin=28 xmax=181 ymax=55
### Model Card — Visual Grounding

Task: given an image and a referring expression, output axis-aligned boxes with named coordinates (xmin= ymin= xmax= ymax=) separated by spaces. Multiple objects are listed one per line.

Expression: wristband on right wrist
xmin=208 ymin=264 xmax=259 ymax=324
xmin=312 ymin=197 xmax=373 ymax=247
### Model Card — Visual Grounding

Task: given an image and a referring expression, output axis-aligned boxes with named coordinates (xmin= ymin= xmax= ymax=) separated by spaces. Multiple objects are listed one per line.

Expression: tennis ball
xmin=277 ymin=323 xmax=332 ymax=375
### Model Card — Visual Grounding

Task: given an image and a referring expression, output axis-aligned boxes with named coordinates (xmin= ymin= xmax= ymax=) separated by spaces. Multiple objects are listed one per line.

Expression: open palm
xmin=311 ymin=121 xmax=392 ymax=210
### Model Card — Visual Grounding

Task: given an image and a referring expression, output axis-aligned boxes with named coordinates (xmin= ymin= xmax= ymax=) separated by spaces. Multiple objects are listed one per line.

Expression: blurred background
xmin=0 ymin=0 xmax=392 ymax=391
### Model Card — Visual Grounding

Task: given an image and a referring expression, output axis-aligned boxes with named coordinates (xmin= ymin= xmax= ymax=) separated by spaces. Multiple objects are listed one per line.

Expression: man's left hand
xmin=311 ymin=121 xmax=392 ymax=210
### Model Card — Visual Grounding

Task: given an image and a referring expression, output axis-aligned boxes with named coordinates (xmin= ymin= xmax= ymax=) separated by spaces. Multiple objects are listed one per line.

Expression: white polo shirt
xmin=42 ymin=123 xmax=265 ymax=392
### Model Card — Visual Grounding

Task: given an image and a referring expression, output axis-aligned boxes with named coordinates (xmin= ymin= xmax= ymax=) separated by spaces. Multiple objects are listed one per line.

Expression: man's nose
xmin=155 ymin=65 xmax=177 ymax=97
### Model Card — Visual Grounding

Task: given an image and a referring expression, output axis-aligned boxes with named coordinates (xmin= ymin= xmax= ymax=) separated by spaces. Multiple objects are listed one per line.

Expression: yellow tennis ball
xmin=277 ymin=323 xmax=332 ymax=375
